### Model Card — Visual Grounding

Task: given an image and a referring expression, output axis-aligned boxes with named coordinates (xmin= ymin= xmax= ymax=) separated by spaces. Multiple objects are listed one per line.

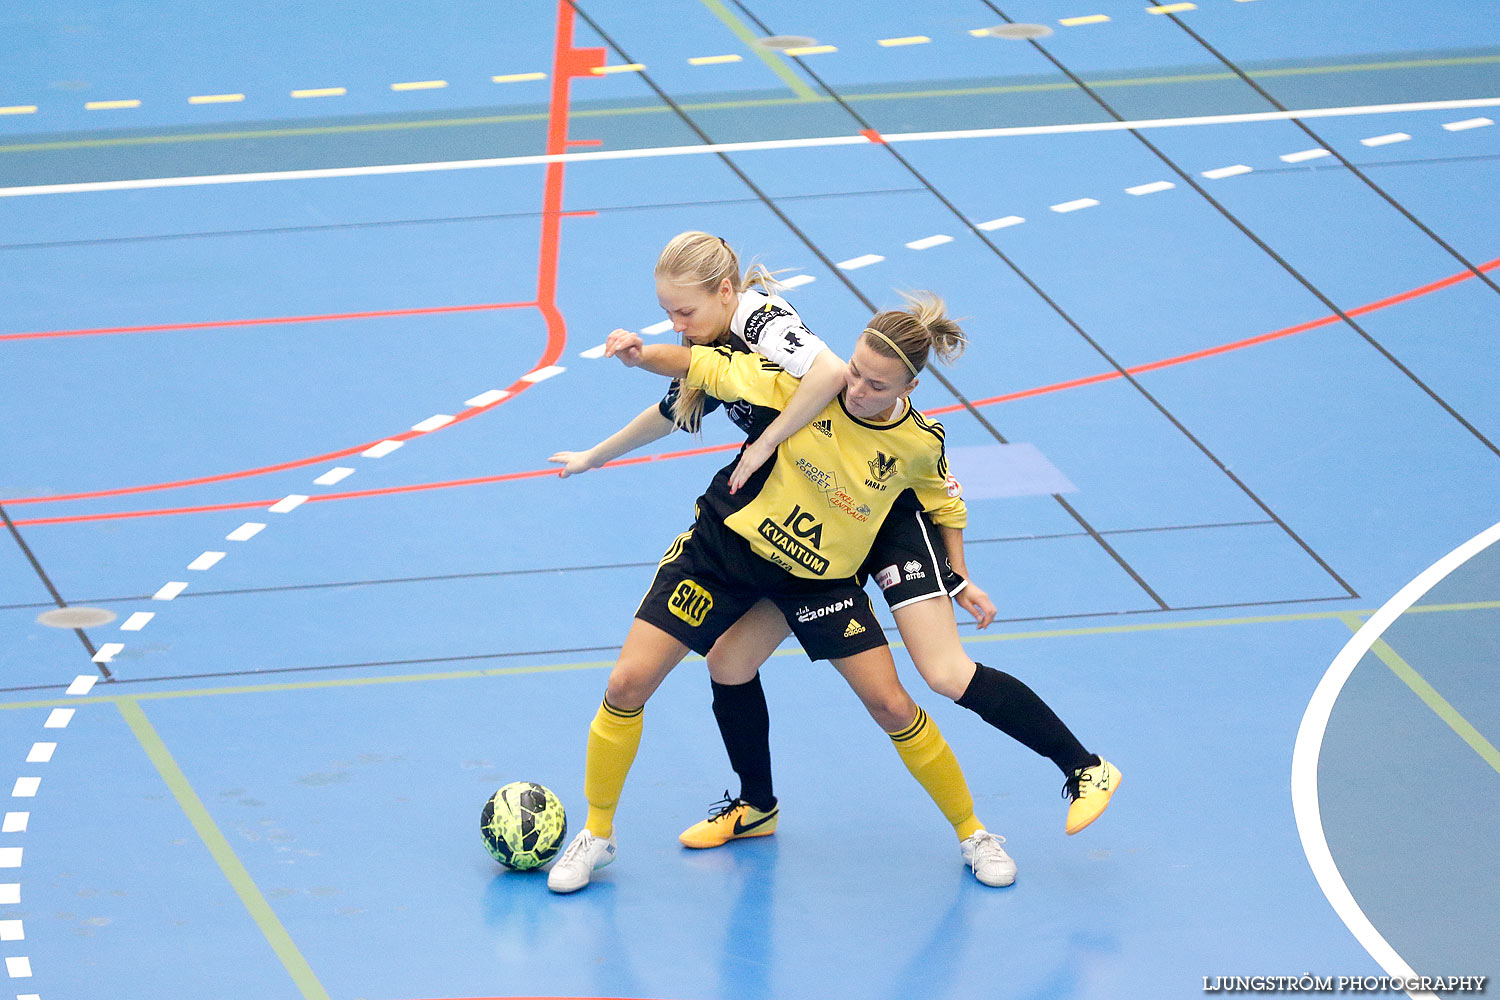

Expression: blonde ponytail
xmin=860 ymin=290 xmax=967 ymax=376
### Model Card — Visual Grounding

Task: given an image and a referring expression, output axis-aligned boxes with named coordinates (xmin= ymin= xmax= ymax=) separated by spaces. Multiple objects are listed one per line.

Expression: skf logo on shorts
xmin=669 ymin=580 xmax=714 ymax=627
xmin=874 ymin=564 xmax=901 ymax=591
xmin=945 ymin=474 xmax=962 ymax=499
xmin=904 ymin=559 xmax=926 ymax=581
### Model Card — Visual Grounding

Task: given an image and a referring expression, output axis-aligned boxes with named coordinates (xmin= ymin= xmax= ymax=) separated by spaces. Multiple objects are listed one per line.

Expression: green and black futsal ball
xmin=481 ymin=781 xmax=567 ymax=871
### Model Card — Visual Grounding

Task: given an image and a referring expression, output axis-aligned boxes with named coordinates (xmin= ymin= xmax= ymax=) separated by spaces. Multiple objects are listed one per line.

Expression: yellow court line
xmin=1060 ymin=14 xmax=1111 ymax=25
xmin=783 ymin=44 xmax=837 ymax=56
xmin=290 ymin=87 xmax=346 ymax=98
xmin=492 ymin=72 xmax=546 ymax=83
xmin=85 ymin=99 xmax=141 ymax=110
xmin=1337 ymin=615 xmax=1500 ymax=776
xmin=391 ymin=80 xmax=448 ymax=91
xmin=1147 ymin=2 xmax=1198 ymax=13
xmin=189 ymin=93 xmax=244 ymax=104
xmin=688 ymin=54 xmax=743 ymax=65
xmin=0 ymin=105 xmax=37 ymax=115
xmin=591 ymin=63 xmax=646 ymax=75
xmin=878 ymin=36 xmax=931 ymax=47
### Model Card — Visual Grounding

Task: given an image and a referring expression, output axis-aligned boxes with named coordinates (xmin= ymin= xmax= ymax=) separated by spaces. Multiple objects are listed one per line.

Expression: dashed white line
xmin=977 ymin=215 xmax=1025 ymax=230
xmin=688 ymin=54 xmax=742 ymax=65
xmin=313 ymin=467 xmax=355 ymax=486
xmin=6 ymin=956 xmax=33 ymax=977
xmin=152 ymin=581 xmax=188 ymax=601
xmin=1361 ymin=132 xmax=1411 ymax=146
xmin=522 ymin=365 xmax=566 ymax=383
xmin=10 ymin=779 xmax=39 ymax=799
xmin=878 ymin=36 xmax=930 ymax=47
xmin=642 ymin=319 xmax=674 ymax=335
xmin=905 ymin=234 xmax=953 ymax=250
xmin=780 ymin=274 xmax=817 ymax=289
xmin=43 ymin=710 xmax=73 ymax=729
xmin=66 ymin=675 xmax=96 ymax=696
xmin=1202 ymin=164 xmax=1252 ymax=179
xmin=492 ymin=72 xmax=546 ymax=84
xmin=837 ymin=253 xmax=884 ymax=270
xmin=1146 ymin=2 xmax=1196 ymax=13
xmin=362 ymin=440 xmax=404 ymax=458
xmin=1050 ymin=198 xmax=1099 ymax=213
xmin=1280 ymin=148 xmax=1331 ymax=163
xmin=1443 ymin=117 xmax=1493 ymax=131
xmin=580 ymin=344 xmax=607 ymax=360
xmin=226 ymin=522 xmax=265 ymax=541
xmin=24 ymin=745 xmax=54 ymax=765
xmin=268 ymin=494 xmax=309 ymax=513
xmin=187 ymin=551 xmax=226 ymax=570
xmin=0 ymin=919 xmax=22 ymax=940
xmin=1125 ymin=180 xmax=1174 ymax=195
xmin=1 ymin=814 xmax=26 ymax=834
xmin=466 ymin=389 xmax=511 ymax=407
xmin=411 ymin=414 xmax=454 ymax=433
xmin=0 ymin=884 xmax=18 ymax=903
xmin=0 ymin=849 xmax=20 ymax=868
xmin=120 ymin=611 xmax=155 ymax=631
xmin=91 ymin=643 xmax=124 ymax=663
xmin=1059 ymin=14 xmax=1110 ymax=26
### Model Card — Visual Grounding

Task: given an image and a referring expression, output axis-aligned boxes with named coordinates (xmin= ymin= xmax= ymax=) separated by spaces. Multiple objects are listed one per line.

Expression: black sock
xmin=710 ymin=673 xmax=776 ymax=811
xmin=957 ymin=663 xmax=1097 ymax=776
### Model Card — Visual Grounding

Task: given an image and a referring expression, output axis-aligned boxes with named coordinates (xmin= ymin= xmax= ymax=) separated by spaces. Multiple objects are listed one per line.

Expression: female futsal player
xmin=547 ymin=297 xmax=1015 ymax=893
xmin=549 ymin=233 xmax=1119 ymax=851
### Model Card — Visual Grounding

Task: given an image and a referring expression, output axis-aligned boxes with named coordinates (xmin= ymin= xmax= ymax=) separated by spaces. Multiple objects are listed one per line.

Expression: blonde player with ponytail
xmin=550 ymin=234 xmax=1118 ymax=880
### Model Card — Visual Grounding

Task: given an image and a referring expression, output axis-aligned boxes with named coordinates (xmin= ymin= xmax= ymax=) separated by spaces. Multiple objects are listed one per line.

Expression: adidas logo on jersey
xmin=843 ymin=619 xmax=866 ymax=638
xmin=812 ymin=419 xmax=833 ymax=437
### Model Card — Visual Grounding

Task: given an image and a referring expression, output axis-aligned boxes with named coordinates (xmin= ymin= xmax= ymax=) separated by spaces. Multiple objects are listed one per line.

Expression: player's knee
xmin=870 ymin=692 xmax=918 ymax=732
xmin=922 ymin=657 xmax=977 ymax=702
xmin=604 ymin=665 xmax=652 ymax=710
xmin=704 ymin=649 xmax=759 ymax=686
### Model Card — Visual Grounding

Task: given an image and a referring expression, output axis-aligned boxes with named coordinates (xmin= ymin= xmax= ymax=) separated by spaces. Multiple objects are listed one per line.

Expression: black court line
xmin=726 ymin=0 xmax=1356 ymax=602
xmin=0 ymin=518 xmax=1280 ymax=612
xmin=567 ymin=0 xmax=1171 ymax=612
xmin=972 ymin=2 xmax=1499 ymax=468
xmin=1 ymin=501 xmax=111 ymax=679
xmin=0 ymin=592 xmax=1359 ymax=697
xmin=1158 ymin=10 xmax=1500 ymax=300
xmin=0 ymin=188 xmax=927 ymax=253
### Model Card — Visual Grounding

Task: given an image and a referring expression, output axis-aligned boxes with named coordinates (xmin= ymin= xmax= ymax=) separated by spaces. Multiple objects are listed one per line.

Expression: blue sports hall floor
xmin=1 ymin=2 xmax=1497 ymax=998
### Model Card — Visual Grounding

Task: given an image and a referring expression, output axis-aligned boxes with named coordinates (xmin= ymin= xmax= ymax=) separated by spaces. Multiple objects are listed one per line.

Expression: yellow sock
xmin=583 ymin=698 xmax=644 ymax=839
xmin=889 ymin=707 xmax=983 ymax=841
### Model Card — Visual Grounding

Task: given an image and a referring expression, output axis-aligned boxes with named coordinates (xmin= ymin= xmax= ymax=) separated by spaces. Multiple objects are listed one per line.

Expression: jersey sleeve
xmin=657 ymin=378 xmax=724 ymax=432
xmin=684 ymin=345 xmax=797 ymax=409
xmin=908 ymin=421 xmax=968 ymax=529
xmin=734 ymin=291 xmax=830 ymax=379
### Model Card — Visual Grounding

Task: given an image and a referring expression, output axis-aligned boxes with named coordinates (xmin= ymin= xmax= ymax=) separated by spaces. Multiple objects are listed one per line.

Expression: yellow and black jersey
xmin=684 ymin=344 xmax=966 ymax=580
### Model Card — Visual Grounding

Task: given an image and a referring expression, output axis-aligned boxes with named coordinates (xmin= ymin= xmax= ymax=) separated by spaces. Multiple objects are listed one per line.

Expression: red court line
xmin=0 ymin=301 xmax=537 ymax=343
xmin=11 ymin=252 xmax=1494 ymax=528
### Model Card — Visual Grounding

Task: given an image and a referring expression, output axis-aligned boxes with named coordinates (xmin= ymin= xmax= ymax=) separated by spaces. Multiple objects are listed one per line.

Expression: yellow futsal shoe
xmin=679 ymin=793 xmax=779 ymax=849
xmin=1063 ymin=758 xmax=1121 ymax=835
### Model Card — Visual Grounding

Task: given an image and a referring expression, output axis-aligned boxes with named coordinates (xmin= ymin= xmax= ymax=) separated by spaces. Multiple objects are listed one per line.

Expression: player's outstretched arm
xmin=548 ymin=403 xmax=677 ymax=478
xmin=604 ymin=329 xmax=691 ymax=377
xmin=727 ymin=348 xmax=846 ymax=494
xmin=938 ymin=524 xmax=997 ymax=629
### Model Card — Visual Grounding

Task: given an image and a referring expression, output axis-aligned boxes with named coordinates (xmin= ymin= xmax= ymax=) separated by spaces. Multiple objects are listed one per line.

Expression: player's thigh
xmin=891 ymin=597 xmax=976 ymax=701
xmin=705 ymin=599 xmax=791 ymax=685
xmin=828 ymin=645 xmax=917 ymax=733
xmin=606 ymin=617 xmax=693 ymax=709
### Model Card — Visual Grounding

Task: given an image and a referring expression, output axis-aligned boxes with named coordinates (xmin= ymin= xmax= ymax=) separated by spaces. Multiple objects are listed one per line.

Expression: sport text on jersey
xmin=795 ymin=458 xmax=872 ymax=523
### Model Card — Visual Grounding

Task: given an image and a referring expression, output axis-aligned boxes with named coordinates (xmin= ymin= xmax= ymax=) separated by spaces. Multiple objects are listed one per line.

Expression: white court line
xmin=92 ymin=642 xmax=123 ymax=663
xmin=779 ymin=274 xmax=816 ymax=288
xmin=641 ymin=319 xmax=674 ymax=335
xmin=1443 ymin=117 xmax=1492 ymax=131
xmin=6 ymin=956 xmax=32 ymax=978
xmin=313 ymin=467 xmax=355 ymax=486
xmin=411 ymin=415 xmax=454 ymax=433
xmin=522 ymin=365 xmax=565 ymax=383
xmin=66 ymin=675 xmax=96 ymax=696
xmin=465 ymin=389 xmax=510 ymax=407
xmin=1202 ymin=164 xmax=1252 ymax=179
xmin=268 ymin=494 xmax=309 ymax=513
xmin=1 ymin=814 xmax=26 ymax=834
xmin=227 ymin=521 xmax=265 ymax=541
xmin=1292 ymin=518 xmax=1500 ymax=1000
xmin=44 ymin=709 xmax=74 ymax=729
xmin=120 ymin=611 xmax=154 ymax=631
xmin=1050 ymin=198 xmax=1098 ymax=213
xmin=362 ymin=440 xmax=404 ymax=458
xmin=152 ymin=581 xmax=188 ymax=600
xmin=977 ymin=215 xmax=1025 ymax=230
xmin=0 ymin=848 xmax=21 ymax=868
xmin=6 ymin=98 xmax=1498 ymax=198
xmin=580 ymin=344 xmax=607 ymax=359
xmin=25 ymin=745 xmax=54 ymax=765
xmin=0 ymin=883 xmax=19 ymax=903
xmin=0 ymin=919 xmax=23 ymax=940
xmin=187 ymin=551 xmax=225 ymax=570
xmin=1125 ymin=180 xmax=1174 ymax=195
xmin=1281 ymin=148 xmax=1331 ymax=163
xmin=1360 ymin=132 xmax=1411 ymax=146
xmin=837 ymin=254 xmax=884 ymax=270
xmin=905 ymin=234 xmax=952 ymax=250
xmin=10 ymin=779 xmax=39 ymax=799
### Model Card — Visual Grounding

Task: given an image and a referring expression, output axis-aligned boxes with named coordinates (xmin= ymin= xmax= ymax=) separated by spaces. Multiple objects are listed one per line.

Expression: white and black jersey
xmin=657 ymin=288 xmax=829 ymax=433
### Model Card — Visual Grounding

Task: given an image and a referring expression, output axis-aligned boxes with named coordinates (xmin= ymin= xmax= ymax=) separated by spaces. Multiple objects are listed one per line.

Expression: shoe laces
xmin=557 ymin=830 xmax=594 ymax=865
xmin=1062 ymin=771 xmax=1084 ymax=802
xmin=704 ymin=791 xmax=745 ymax=821
xmin=968 ymin=830 xmax=1008 ymax=857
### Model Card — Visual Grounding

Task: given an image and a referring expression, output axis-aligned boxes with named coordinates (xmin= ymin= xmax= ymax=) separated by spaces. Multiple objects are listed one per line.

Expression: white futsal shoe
xmin=547 ymin=828 xmax=617 ymax=893
xmin=960 ymin=830 xmax=1017 ymax=887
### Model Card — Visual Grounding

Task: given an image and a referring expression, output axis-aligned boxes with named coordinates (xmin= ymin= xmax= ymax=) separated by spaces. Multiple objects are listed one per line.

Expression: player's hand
xmin=547 ymin=450 xmax=596 ymax=478
xmin=955 ymin=581 xmax=997 ymax=629
xmin=604 ymin=328 xmax=645 ymax=367
xmin=727 ymin=438 xmax=774 ymax=494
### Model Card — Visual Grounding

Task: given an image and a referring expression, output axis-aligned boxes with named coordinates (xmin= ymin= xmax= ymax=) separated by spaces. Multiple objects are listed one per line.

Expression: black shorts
xmin=636 ymin=513 xmax=888 ymax=662
xmin=860 ymin=507 xmax=968 ymax=611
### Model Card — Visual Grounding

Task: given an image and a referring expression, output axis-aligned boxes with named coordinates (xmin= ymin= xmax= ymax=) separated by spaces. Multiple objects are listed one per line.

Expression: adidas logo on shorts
xmin=843 ymin=619 xmax=866 ymax=637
